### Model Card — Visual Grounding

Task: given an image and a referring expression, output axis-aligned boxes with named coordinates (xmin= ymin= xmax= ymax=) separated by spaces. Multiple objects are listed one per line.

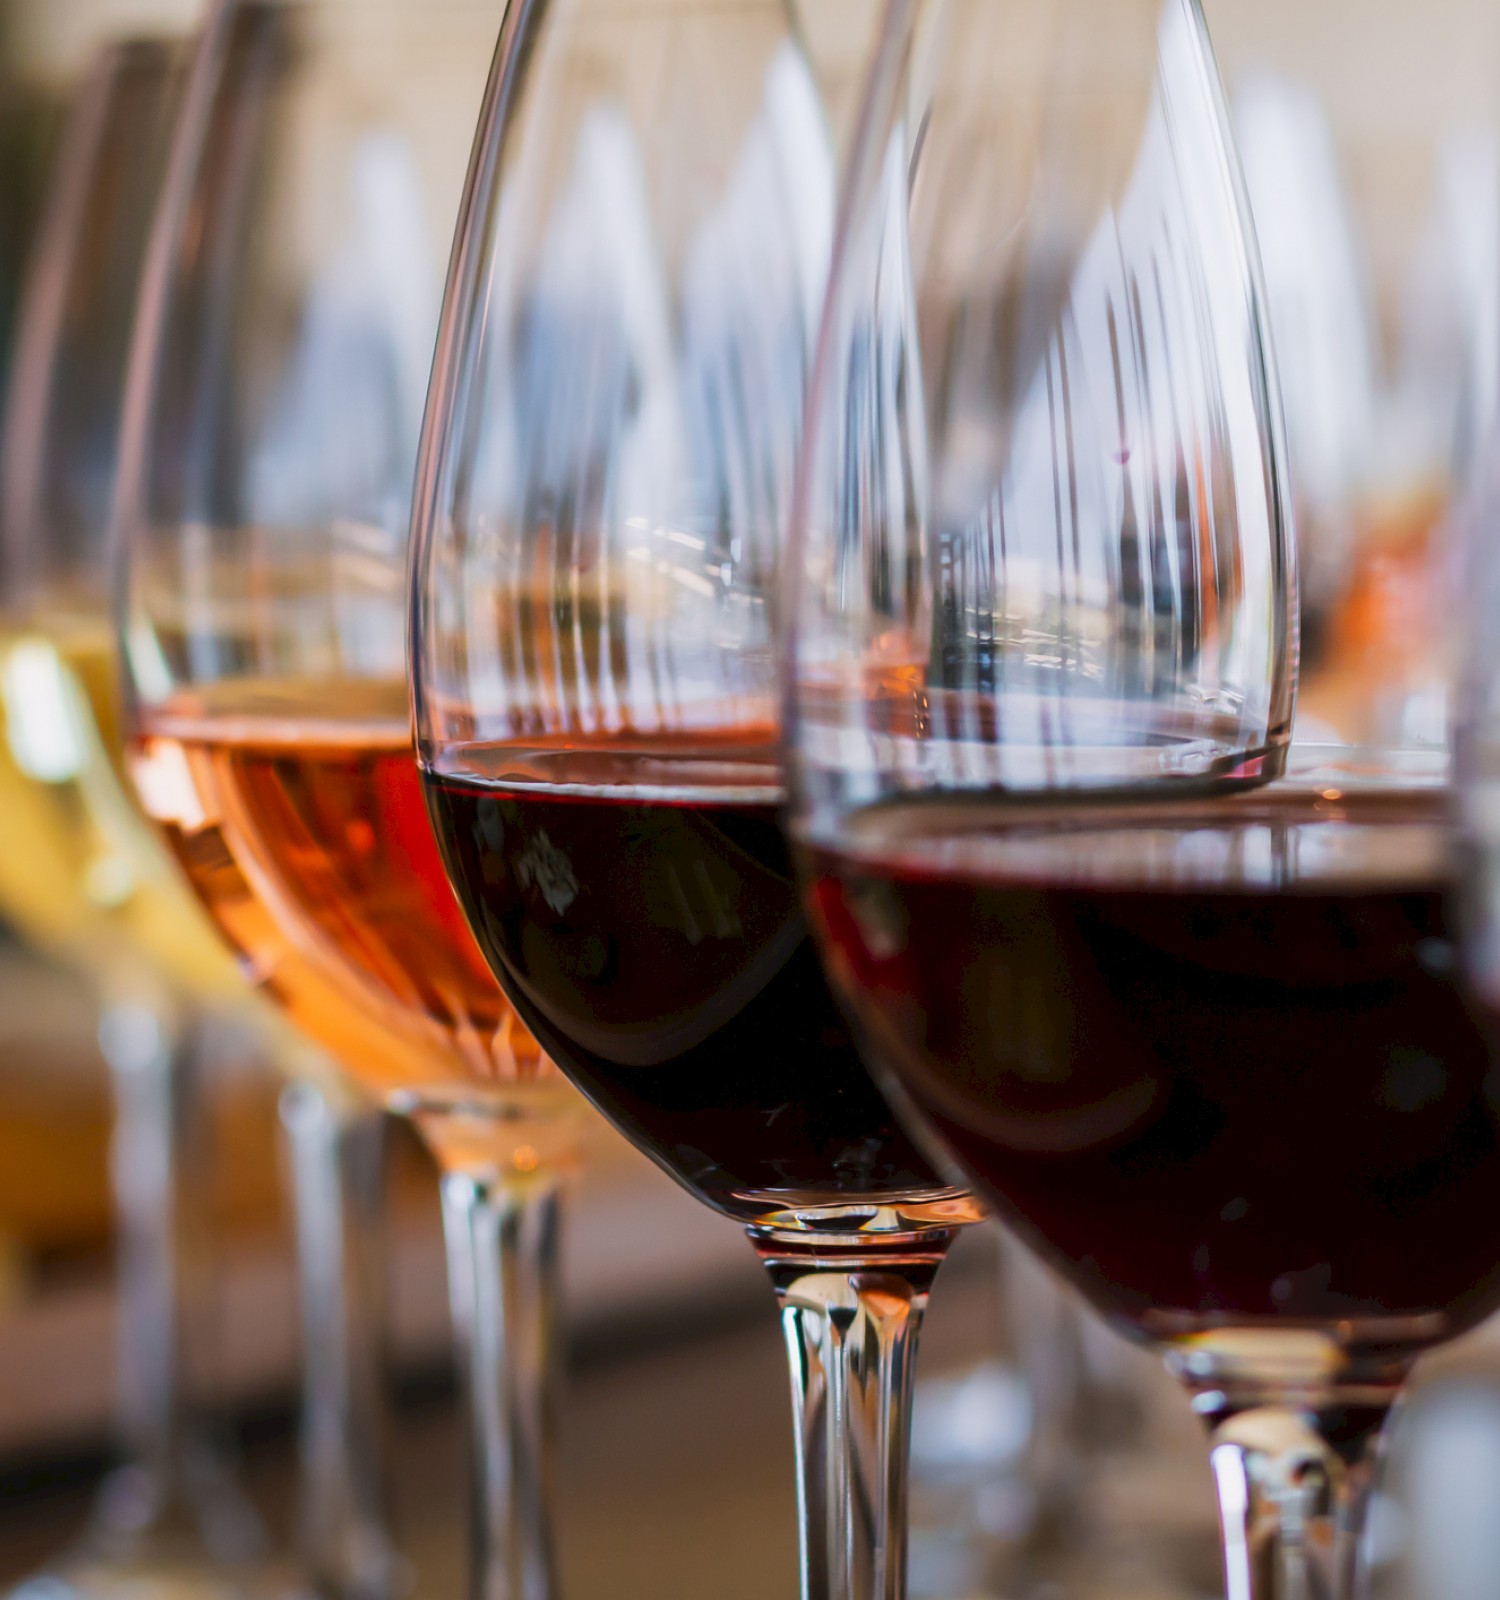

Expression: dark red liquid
xmin=422 ymin=757 xmax=953 ymax=1223
xmin=807 ymin=787 xmax=1500 ymax=1348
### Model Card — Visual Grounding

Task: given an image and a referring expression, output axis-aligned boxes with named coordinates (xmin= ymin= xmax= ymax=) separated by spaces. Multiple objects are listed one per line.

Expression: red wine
xmin=807 ymin=785 xmax=1500 ymax=1349
xmin=422 ymin=744 xmax=964 ymax=1226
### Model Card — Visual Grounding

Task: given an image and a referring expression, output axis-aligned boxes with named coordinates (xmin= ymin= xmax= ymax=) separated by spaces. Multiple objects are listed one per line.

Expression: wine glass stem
xmin=439 ymin=1171 xmax=563 ymax=1600
xmin=756 ymin=1233 xmax=953 ymax=1600
xmin=96 ymin=994 xmax=272 ymax=1566
xmin=1202 ymin=1399 xmax=1388 ymax=1600
xmin=101 ymin=997 xmax=219 ymax=1514
xmin=282 ymin=1081 xmax=401 ymax=1600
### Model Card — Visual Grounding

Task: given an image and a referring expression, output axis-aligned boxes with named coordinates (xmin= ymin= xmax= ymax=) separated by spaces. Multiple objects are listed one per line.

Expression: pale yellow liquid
xmin=0 ymin=616 xmax=249 ymax=1006
xmin=0 ymin=620 xmax=354 ymax=1254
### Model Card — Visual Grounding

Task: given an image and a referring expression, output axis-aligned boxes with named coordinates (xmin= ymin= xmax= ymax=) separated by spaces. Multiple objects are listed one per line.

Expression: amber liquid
xmin=133 ymin=684 xmax=572 ymax=1153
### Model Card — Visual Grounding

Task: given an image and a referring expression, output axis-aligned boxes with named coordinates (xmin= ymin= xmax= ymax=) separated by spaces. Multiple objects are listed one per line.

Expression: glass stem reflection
xmin=757 ymin=1233 xmax=954 ymax=1600
xmin=1199 ymin=1395 xmax=1389 ymax=1600
xmin=439 ymin=1170 xmax=562 ymax=1600
xmin=97 ymin=998 xmax=264 ymax=1558
xmin=282 ymin=1082 xmax=401 ymax=1600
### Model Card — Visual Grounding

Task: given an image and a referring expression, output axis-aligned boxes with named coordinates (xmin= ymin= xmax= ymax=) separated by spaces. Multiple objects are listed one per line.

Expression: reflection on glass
xmin=1223 ymin=12 xmax=1500 ymax=750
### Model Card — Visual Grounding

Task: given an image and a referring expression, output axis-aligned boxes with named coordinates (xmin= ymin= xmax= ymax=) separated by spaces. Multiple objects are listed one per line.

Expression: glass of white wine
xmin=0 ymin=37 xmax=399 ymax=1600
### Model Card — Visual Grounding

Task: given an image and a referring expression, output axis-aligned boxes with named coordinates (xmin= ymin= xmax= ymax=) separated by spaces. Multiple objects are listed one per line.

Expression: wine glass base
xmin=4 ymin=1551 xmax=304 ymax=1600
xmin=3 ymin=1465 xmax=307 ymax=1600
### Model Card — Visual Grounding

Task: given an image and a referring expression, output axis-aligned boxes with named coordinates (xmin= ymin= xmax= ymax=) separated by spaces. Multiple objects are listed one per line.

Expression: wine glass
xmin=1220 ymin=30 xmax=1500 ymax=1588
xmin=1216 ymin=8 xmax=1491 ymax=755
xmin=0 ymin=33 xmax=404 ymax=1600
xmin=410 ymin=2 xmax=982 ymax=1595
xmin=111 ymin=6 xmax=587 ymax=1599
xmin=781 ymin=5 xmax=1493 ymax=1600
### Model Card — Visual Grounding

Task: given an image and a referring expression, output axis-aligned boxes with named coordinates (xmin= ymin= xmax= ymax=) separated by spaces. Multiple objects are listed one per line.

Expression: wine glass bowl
xmin=0 ymin=35 xmax=242 ymax=1012
xmin=775 ymin=3 xmax=1490 ymax=1598
xmin=115 ymin=0 xmax=581 ymax=1168
xmin=411 ymin=0 xmax=971 ymax=1238
xmin=787 ymin=0 xmax=1301 ymax=1256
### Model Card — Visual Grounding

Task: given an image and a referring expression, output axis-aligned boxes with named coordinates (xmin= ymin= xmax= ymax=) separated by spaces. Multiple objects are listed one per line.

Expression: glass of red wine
xmin=782 ymin=4 xmax=1500 ymax=1600
xmin=409 ymin=1 xmax=984 ymax=1594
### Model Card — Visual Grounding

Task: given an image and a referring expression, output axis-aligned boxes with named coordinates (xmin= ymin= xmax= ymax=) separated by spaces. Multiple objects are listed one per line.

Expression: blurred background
xmin=0 ymin=2 xmax=1498 ymax=1599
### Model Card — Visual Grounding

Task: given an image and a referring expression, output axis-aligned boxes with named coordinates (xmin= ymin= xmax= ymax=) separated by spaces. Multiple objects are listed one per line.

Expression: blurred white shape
xmin=247 ymin=127 xmax=438 ymax=538
xmin=1399 ymin=1383 xmax=1500 ymax=1600
xmin=1235 ymin=69 xmax=1377 ymax=625
xmin=465 ymin=40 xmax=836 ymax=740
xmin=681 ymin=39 xmax=832 ymax=565
xmin=927 ymin=0 xmax=1284 ymax=774
xmin=1399 ymin=125 xmax=1500 ymax=494
xmin=0 ymin=638 xmax=84 ymax=782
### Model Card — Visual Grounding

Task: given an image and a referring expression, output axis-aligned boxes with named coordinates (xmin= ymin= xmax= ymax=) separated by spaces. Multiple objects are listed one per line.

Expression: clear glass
xmin=409 ymin=2 xmax=978 ymax=1596
xmin=789 ymin=0 xmax=1294 ymax=828
xmin=1220 ymin=20 xmax=1500 ymax=1593
xmin=1210 ymin=1 xmax=1500 ymax=752
xmin=0 ymin=36 xmax=401 ymax=1600
xmin=111 ymin=7 xmax=587 ymax=1599
xmin=1215 ymin=1 xmax=1496 ymax=755
xmin=780 ymin=6 xmax=1483 ymax=1600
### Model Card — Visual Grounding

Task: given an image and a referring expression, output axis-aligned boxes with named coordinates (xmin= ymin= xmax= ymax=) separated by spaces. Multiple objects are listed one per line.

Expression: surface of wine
xmin=807 ymin=785 xmax=1500 ymax=1349
xmin=0 ymin=618 xmax=245 ymax=1003
xmin=134 ymin=684 xmax=569 ymax=1137
xmin=423 ymin=742 xmax=968 ymax=1226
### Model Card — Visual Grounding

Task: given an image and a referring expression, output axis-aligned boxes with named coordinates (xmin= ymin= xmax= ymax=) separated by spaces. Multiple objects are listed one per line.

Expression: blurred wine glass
xmin=1212 ymin=0 xmax=1500 ymax=752
xmin=112 ymin=6 xmax=591 ymax=1599
xmin=0 ymin=35 xmax=272 ymax=1600
xmin=0 ymin=34 xmax=401 ymax=1600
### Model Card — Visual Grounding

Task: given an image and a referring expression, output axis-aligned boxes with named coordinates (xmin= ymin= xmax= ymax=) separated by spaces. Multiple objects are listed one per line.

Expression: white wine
xmin=0 ymin=615 xmax=247 ymax=1004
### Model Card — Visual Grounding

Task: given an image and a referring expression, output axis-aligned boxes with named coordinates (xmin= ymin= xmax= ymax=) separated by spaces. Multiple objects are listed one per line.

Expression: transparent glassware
xmin=1217 ymin=17 xmax=1500 ymax=1587
xmin=409 ymin=3 xmax=980 ymax=1597
xmin=111 ymin=7 xmax=589 ymax=1599
xmin=781 ymin=5 xmax=1495 ymax=1600
xmin=0 ymin=35 xmax=400 ymax=1600
xmin=1209 ymin=0 xmax=1500 ymax=751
